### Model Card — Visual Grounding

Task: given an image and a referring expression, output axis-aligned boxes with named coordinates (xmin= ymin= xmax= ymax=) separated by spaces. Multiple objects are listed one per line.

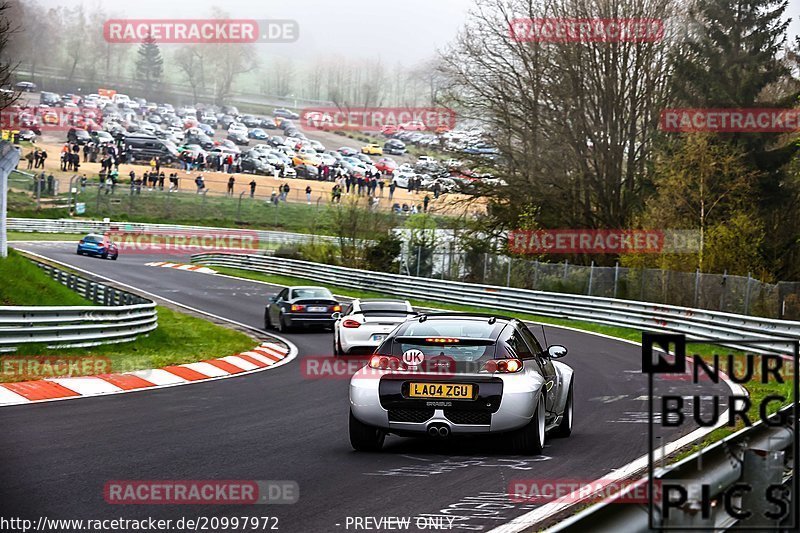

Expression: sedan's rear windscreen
xmin=291 ymin=288 xmax=333 ymax=300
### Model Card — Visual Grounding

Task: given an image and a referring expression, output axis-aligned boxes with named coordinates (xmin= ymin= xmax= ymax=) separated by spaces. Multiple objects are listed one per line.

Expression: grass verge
xmin=0 ymin=249 xmax=91 ymax=306
xmin=3 ymin=305 xmax=256 ymax=383
xmin=0 ymin=251 xmax=258 ymax=382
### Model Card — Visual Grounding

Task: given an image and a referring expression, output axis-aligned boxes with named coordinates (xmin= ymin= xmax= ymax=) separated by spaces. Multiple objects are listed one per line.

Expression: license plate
xmin=307 ymin=306 xmax=327 ymax=312
xmin=408 ymin=383 xmax=473 ymax=399
xmin=372 ymin=334 xmax=387 ymax=341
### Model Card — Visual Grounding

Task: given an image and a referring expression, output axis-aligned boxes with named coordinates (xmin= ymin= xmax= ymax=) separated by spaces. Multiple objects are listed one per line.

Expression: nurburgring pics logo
xmin=299 ymin=107 xmax=457 ymax=133
xmin=1 ymin=356 xmax=111 ymax=380
xmin=660 ymin=109 xmax=800 ymax=133
xmin=644 ymin=333 xmax=798 ymax=529
xmin=103 ymin=19 xmax=299 ymax=43
xmin=509 ymin=18 xmax=664 ymax=43
xmin=104 ymin=480 xmax=298 ymax=505
xmin=106 ymin=230 xmax=259 ymax=255
xmin=508 ymin=229 xmax=700 ymax=254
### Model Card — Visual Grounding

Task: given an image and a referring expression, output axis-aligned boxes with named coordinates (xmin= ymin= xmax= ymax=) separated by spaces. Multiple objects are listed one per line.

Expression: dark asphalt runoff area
xmin=0 ymin=241 xmax=731 ymax=533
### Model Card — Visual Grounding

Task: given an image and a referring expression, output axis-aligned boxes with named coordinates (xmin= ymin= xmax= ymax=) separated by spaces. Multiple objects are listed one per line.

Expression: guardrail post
xmin=613 ymin=261 xmax=620 ymax=298
xmin=563 ymin=260 xmax=568 ymax=280
xmin=738 ymin=448 xmax=785 ymax=529
xmin=720 ymin=269 xmax=728 ymax=311
xmin=694 ymin=268 xmax=700 ymax=307
xmin=483 ymin=252 xmax=488 ymax=283
xmin=506 ymin=258 xmax=512 ymax=287
xmin=587 ymin=261 xmax=594 ymax=296
xmin=91 ymin=282 xmax=99 ymax=304
xmin=744 ymin=272 xmax=752 ymax=315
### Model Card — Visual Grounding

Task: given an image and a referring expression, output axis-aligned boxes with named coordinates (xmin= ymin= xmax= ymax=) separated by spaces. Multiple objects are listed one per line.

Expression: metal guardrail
xmin=192 ymin=252 xmax=799 ymax=531
xmin=190 ymin=253 xmax=800 ymax=355
xmin=0 ymin=257 xmax=157 ymax=351
xmin=549 ymin=405 xmax=796 ymax=532
xmin=7 ymin=218 xmax=339 ymax=247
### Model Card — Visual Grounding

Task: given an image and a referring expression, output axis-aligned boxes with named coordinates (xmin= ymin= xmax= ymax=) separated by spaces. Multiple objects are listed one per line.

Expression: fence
xmin=190 ymin=252 xmax=800 ymax=356
xmin=402 ymin=246 xmax=800 ymax=320
xmin=0 ymin=256 xmax=157 ymax=351
xmin=7 ymin=217 xmax=340 ymax=248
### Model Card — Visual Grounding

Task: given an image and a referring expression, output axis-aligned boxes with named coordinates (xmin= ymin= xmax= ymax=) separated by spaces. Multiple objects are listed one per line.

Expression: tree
xmin=439 ymin=0 xmax=680 ymax=245
xmin=639 ymin=133 xmax=759 ymax=272
xmin=670 ymin=0 xmax=800 ymax=279
xmin=174 ymin=45 xmax=206 ymax=102
xmin=135 ymin=32 xmax=163 ymax=95
xmin=0 ymin=1 xmax=20 ymax=111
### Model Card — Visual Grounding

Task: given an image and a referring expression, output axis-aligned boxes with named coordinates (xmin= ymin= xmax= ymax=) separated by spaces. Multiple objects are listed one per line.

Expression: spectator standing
xmin=227 ymin=175 xmax=235 ymax=196
xmin=305 ymin=185 xmax=312 ymax=204
xmin=249 ymin=179 xmax=256 ymax=198
xmin=24 ymin=150 xmax=33 ymax=169
xmin=389 ymin=181 xmax=396 ymax=202
xmin=423 ymin=194 xmax=430 ymax=213
xmin=38 ymin=149 xmax=47 ymax=169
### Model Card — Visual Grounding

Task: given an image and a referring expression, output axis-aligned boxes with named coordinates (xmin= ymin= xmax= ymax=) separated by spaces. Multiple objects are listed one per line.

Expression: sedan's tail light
xmin=79 ymin=240 xmax=84 ymax=244
xmin=484 ymin=359 xmax=522 ymax=373
xmin=290 ymin=304 xmax=305 ymax=312
xmin=332 ymin=304 xmax=342 ymax=312
xmin=342 ymin=319 xmax=361 ymax=328
xmin=369 ymin=355 xmax=403 ymax=370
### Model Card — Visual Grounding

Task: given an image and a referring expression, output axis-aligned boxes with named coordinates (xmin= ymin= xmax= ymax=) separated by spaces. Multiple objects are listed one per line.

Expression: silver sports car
xmin=349 ymin=313 xmax=574 ymax=453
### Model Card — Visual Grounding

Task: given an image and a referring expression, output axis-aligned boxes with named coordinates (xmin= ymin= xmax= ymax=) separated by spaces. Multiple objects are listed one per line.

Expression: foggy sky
xmin=30 ymin=0 xmax=800 ymax=67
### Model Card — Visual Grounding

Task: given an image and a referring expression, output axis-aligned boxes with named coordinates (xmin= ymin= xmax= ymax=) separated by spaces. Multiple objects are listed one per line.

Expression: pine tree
xmin=673 ymin=0 xmax=790 ymax=107
xmin=135 ymin=32 xmax=163 ymax=95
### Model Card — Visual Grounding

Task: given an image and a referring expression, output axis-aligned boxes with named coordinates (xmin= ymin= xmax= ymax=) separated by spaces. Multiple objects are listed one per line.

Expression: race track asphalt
xmin=0 ymin=242 xmax=730 ymax=532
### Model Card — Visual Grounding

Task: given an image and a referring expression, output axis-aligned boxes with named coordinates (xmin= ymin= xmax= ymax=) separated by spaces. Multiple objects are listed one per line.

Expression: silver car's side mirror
xmin=331 ymin=312 xmax=342 ymax=320
xmin=547 ymin=345 xmax=568 ymax=359
xmin=268 ymin=295 xmax=277 ymax=303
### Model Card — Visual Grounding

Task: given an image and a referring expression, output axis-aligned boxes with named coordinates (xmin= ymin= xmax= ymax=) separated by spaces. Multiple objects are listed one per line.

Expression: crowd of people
xmin=19 ymin=140 xmax=436 ymax=215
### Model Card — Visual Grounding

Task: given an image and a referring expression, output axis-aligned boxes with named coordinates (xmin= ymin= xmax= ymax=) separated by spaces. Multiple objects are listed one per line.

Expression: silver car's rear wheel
xmin=349 ymin=409 xmax=385 ymax=452
xmin=511 ymin=396 xmax=545 ymax=455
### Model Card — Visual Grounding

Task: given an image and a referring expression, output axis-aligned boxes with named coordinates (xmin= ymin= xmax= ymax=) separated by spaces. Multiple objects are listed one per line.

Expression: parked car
xmin=361 ymin=143 xmax=383 ymax=155
xmin=384 ymin=140 xmax=406 ymax=155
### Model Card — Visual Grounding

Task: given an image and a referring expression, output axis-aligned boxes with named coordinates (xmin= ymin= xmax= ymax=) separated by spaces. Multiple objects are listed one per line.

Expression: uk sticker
xmin=403 ymin=349 xmax=425 ymax=367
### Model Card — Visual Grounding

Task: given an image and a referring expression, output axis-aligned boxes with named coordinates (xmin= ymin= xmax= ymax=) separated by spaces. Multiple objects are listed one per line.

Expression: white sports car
xmin=333 ymin=299 xmax=415 ymax=355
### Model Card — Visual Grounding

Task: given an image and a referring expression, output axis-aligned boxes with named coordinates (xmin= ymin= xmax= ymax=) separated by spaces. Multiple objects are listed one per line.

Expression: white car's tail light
xmin=342 ymin=319 xmax=361 ymax=328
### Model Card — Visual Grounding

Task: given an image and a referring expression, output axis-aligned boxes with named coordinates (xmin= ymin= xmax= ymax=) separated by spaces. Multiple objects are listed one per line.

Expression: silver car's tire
xmin=349 ymin=409 xmax=385 ymax=452
xmin=551 ymin=383 xmax=573 ymax=438
xmin=511 ymin=396 xmax=545 ymax=455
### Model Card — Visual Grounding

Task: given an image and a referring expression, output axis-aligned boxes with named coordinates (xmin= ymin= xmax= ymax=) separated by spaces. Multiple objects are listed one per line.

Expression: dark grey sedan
xmin=265 ymin=286 xmax=341 ymax=332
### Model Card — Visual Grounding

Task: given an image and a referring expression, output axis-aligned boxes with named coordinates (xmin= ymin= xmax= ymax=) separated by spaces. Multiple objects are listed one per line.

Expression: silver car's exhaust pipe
xmin=427 ymin=424 xmax=451 ymax=438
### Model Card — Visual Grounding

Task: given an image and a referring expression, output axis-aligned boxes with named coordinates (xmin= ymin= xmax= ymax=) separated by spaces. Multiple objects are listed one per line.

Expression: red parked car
xmin=375 ymin=157 xmax=398 ymax=173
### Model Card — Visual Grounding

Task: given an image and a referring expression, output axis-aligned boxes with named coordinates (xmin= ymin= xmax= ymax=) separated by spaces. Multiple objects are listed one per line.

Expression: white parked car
xmin=333 ymin=299 xmax=415 ymax=355
xmin=228 ymin=122 xmax=248 ymax=136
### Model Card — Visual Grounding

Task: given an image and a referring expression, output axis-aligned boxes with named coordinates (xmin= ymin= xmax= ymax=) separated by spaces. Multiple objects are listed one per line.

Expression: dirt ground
xmin=20 ymin=140 xmax=485 ymax=217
